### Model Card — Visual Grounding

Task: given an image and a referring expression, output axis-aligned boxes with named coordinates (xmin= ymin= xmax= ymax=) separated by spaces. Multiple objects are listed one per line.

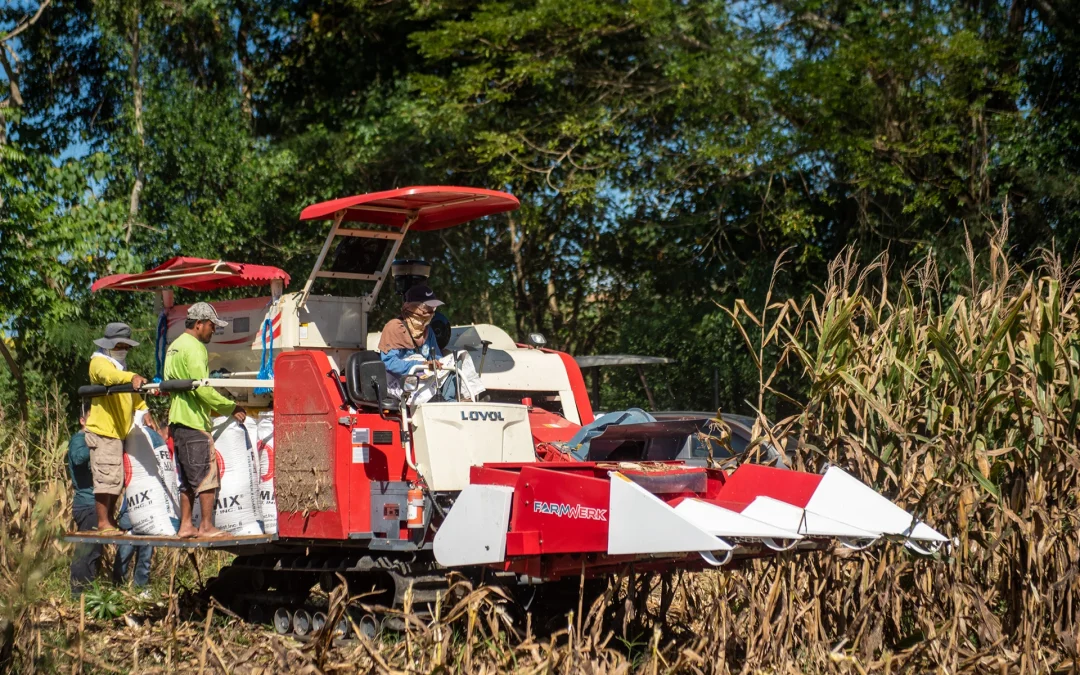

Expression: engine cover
xmin=411 ymin=402 xmax=534 ymax=491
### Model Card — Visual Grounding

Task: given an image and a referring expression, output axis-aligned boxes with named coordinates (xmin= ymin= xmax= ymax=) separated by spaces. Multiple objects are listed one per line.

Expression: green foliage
xmin=81 ymin=584 xmax=128 ymax=621
xmin=3 ymin=0 xmax=1080 ymax=427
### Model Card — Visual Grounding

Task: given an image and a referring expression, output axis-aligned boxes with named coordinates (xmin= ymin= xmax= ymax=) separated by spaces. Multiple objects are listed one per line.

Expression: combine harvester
xmin=69 ymin=186 xmax=947 ymax=634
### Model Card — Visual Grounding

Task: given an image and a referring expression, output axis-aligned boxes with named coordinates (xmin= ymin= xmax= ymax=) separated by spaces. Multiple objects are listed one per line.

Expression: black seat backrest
xmin=346 ymin=350 xmax=390 ymax=409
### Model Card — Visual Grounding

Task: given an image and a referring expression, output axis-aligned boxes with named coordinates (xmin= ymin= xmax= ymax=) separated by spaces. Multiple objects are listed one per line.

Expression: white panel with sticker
xmin=352 ymin=428 xmax=371 ymax=463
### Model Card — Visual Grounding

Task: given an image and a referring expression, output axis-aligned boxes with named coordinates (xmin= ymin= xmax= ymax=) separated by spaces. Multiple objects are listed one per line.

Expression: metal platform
xmin=64 ymin=531 xmax=275 ymax=549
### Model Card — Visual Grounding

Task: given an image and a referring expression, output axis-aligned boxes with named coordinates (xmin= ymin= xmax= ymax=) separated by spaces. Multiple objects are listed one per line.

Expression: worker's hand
xmin=131 ymin=374 xmax=147 ymax=391
xmin=144 ymin=415 xmax=158 ymax=432
xmin=232 ymin=406 xmax=247 ymax=423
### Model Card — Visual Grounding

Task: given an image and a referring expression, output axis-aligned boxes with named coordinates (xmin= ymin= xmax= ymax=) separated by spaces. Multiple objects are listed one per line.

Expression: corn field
xmin=1 ymin=220 xmax=1079 ymax=673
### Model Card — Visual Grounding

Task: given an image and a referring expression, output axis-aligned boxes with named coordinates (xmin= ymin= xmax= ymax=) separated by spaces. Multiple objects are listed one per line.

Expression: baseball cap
xmin=187 ymin=302 xmax=229 ymax=327
xmin=94 ymin=322 xmax=140 ymax=350
xmin=403 ymin=285 xmax=444 ymax=308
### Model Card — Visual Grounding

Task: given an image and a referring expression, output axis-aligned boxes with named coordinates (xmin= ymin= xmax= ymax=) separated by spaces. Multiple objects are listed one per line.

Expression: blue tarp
xmin=567 ymin=408 xmax=656 ymax=460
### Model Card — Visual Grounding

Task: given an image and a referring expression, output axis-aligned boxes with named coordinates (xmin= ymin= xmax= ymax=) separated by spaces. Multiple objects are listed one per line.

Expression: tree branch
xmin=0 ymin=47 xmax=23 ymax=107
xmin=0 ymin=0 xmax=52 ymax=43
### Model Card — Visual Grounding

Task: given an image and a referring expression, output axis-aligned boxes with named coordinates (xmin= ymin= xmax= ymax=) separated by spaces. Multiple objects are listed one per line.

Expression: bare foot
xmin=198 ymin=526 xmax=228 ymax=538
xmin=177 ymin=524 xmax=199 ymax=539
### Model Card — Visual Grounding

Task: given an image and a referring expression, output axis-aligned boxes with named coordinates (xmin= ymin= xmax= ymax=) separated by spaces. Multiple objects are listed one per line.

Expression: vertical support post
xmin=269 ymin=279 xmax=284 ymax=350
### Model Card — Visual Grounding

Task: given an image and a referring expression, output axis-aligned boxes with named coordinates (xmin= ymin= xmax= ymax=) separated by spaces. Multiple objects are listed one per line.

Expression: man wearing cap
xmin=85 ymin=323 xmax=151 ymax=532
xmin=379 ymin=284 xmax=445 ymax=376
xmin=164 ymin=302 xmax=246 ymax=538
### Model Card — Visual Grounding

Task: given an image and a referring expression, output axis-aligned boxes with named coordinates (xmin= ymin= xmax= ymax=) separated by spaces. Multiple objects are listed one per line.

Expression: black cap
xmin=403 ymin=285 xmax=444 ymax=308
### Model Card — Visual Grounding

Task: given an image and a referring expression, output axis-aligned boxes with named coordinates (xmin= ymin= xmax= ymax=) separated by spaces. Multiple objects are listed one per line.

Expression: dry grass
xmin=721 ymin=211 xmax=1080 ymax=672
xmin=2 ymin=212 xmax=1079 ymax=672
xmin=0 ymin=392 xmax=70 ymax=670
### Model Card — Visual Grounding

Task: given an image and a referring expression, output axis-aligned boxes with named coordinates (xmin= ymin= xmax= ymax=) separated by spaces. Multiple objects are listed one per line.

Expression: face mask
xmin=404 ymin=314 xmax=430 ymax=340
xmin=402 ymin=303 xmax=433 ymax=340
xmin=108 ymin=348 xmax=128 ymax=365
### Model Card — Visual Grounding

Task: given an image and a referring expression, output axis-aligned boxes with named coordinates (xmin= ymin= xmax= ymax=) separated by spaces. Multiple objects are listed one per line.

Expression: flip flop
xmin=93 ymin=527 xmax=121 ymax=535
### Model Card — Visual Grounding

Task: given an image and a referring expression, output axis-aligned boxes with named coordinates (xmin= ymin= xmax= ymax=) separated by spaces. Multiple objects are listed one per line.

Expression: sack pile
xmin=255 ymin=412 xmax=277 ymax=535
xmin=121 ymin=411 xmax=180 ymax=536
xmin=204 ymin=416 xmax=265 ymax=535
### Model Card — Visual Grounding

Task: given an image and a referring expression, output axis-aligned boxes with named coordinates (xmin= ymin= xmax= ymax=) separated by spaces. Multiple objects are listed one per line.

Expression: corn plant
xmin=720 ymin=212 xmax=1080 ymax=670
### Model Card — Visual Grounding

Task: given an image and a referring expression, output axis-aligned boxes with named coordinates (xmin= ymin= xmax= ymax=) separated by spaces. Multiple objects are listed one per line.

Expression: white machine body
xmin=410 ymin=402 xmax=534 ymax=491
xmin=164 ymin=294 xmax=584 ymax=422
xmin=370 ymin=324 xmax=585 ymax=424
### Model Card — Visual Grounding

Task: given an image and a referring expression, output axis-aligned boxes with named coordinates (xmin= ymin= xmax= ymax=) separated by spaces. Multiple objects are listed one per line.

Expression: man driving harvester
xmin=164 ymin=302 xmax=247 ymax=538
xmin=378 ymin=285 xmax=487 ymax=403
xmin=378 ymin=285 xmax=455 ymax=399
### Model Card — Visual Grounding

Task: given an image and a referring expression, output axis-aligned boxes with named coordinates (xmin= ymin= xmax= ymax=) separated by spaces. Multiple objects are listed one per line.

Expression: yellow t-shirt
xmin=85 ymin=355 xmax=147 ymax=440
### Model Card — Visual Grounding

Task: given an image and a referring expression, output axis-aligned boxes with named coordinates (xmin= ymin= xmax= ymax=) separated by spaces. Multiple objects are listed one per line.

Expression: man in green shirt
xmin=164 ymin=302 xmax=246 ymax=538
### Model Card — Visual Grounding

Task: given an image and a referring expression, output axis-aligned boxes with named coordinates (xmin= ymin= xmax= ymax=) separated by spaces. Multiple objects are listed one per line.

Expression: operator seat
xmin=345 ymin=350 xmax=399 ymax=412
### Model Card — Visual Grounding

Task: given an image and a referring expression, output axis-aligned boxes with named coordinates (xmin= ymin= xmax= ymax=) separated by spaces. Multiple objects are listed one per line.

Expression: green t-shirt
xmin=164 ymin=332 xmax=237 ymax=431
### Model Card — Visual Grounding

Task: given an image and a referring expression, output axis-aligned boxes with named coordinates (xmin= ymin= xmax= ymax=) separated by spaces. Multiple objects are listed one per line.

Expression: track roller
xmin=312 ymin=612 xmax=327 ymax=633
xmin=358 ymin=614 xmax=378 ymax=640
xmin=273 ymin=608 xmax=292 ymax=635
xmin=293 ymin=608 xmax=312 ymax=637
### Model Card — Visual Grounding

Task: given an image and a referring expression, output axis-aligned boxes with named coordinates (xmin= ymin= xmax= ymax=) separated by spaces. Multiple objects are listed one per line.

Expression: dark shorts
xmin=170 ymin=424 xmax=220 ymax=494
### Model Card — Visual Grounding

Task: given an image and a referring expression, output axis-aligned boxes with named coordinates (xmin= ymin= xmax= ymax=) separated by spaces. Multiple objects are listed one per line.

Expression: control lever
xmin=477 ymin=340 xmax=493 ymax=375
xmin=452 ymin=350 xmax=462 ymax=402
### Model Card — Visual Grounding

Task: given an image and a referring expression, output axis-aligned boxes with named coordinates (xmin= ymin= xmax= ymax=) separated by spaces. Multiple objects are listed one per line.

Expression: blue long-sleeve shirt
xmin=67 ymin=431 xmax=95 ymax=510
xmin=380 ymin=327 xmax=442 ymax=377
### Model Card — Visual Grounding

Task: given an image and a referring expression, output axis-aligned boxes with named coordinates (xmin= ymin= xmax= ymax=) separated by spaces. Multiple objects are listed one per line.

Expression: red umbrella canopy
xmin=91 ymin=257 xmax=291 ymax=293
xmin=298 ymin=186 xmax=520 ymax=231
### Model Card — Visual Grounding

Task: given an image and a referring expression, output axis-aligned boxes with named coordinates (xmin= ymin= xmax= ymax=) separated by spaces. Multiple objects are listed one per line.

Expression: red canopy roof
xmin=91 ymin=257 xmax=291 ymax=293
xmin=299 ymin=186 xmax=520 ymax=231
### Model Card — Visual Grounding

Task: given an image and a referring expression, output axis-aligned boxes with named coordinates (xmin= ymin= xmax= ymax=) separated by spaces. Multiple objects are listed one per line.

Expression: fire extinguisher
xmin=407 ymin=487 xmax=425 ymax=529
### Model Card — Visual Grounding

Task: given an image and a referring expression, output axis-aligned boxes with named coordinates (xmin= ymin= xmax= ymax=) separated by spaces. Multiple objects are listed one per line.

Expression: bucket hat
xmin=93 ymin=322 xmax=140 ymax=350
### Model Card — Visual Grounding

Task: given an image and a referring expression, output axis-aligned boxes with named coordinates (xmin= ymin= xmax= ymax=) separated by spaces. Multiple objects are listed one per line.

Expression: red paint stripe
xmin=215 ymin=335 xmax=254 ymax=345
xmin=713 ymin=464 xmax=823 ymax=510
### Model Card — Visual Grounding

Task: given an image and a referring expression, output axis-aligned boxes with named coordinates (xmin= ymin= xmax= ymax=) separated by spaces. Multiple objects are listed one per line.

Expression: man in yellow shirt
xmin=85 ymin=323 xmax=152 ymax=532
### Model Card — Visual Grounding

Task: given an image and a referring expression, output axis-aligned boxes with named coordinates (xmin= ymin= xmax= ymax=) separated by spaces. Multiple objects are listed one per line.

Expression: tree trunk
xmin=125 ymin=13 xmax=144 ymax=243
xmin=507 ymin=216 xmax=533 ymax=339
xmin=236 ymin=0 xmax=254 ymax=124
